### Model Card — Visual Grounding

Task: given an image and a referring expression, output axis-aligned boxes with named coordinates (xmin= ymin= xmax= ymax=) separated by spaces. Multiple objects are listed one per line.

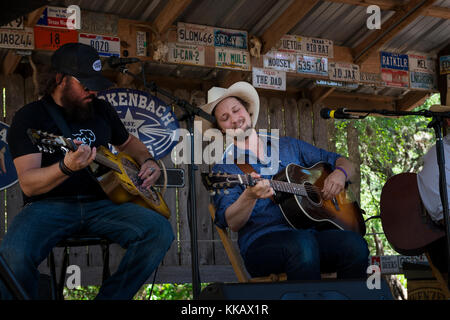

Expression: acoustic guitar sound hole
xmin=122 ymin=158 xmax=160 ymax=204
xmin=303 ymin=182 xmax=322 ymax=206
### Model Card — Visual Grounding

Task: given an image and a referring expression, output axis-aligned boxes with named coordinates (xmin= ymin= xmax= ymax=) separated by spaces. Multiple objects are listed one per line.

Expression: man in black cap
xmin=0 ymin=43 xmax=174 ymax=299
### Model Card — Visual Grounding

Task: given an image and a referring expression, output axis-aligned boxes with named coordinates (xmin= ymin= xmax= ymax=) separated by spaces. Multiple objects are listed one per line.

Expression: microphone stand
xmin=342 ymin=107 xmax=450 ymax=288
xmin=117 ymin=65 xmax=214 ymax=299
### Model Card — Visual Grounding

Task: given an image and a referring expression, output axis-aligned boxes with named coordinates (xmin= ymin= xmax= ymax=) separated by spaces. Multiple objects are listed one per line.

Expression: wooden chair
xmin=425 ymin=252 xmax=450 ymax=299
xmin=209 ymin=203 xmax=287 ymax=283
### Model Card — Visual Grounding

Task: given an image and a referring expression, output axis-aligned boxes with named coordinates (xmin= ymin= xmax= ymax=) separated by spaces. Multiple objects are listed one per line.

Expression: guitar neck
xmin=240 ymin=175 xmax=308 ymax=197
xmin=94 ymin=152 xmax=121 ymax=173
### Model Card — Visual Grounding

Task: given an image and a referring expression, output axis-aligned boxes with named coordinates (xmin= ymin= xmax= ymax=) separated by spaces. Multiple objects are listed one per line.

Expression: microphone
xmin=320 ymin=108 xmax=365 ymax=120
xmin=107 ymin=56 xmax=141 ymax=68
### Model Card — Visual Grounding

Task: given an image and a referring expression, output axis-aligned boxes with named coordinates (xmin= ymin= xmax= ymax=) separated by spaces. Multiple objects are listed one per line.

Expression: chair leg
xmin=48 ymin=250 xmax=58 ymax=300
xmin=101 ymin=243 xmax=111 ymax=283
xmin=58 ymin=247 xmax=69 ymax=300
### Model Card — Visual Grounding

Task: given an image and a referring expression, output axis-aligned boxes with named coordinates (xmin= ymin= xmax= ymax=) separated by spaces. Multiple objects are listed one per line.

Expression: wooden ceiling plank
xmin=352 ymin=0 xmax=436 ymax=64
xmin=261 ymin=0 xmax=319 ymax=55
xmin=153 ymin=0 xmax=192 ymax=34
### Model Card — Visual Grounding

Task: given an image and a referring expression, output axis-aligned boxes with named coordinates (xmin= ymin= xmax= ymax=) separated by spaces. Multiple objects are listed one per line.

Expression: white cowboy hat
xmin=197 ymin=81 xmax=259 ymax=132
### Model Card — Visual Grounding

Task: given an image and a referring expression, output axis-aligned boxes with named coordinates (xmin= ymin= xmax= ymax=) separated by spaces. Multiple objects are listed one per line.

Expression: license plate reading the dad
xmin=0 ymin=27 xmax=34 ymax=49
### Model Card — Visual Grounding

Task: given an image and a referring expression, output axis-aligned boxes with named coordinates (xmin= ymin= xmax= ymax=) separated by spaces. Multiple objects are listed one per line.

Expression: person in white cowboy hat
xmin=202 ymin=81 xmax=369 ymax=281
xmin=417 ymin=104 xmax=450 ymax=273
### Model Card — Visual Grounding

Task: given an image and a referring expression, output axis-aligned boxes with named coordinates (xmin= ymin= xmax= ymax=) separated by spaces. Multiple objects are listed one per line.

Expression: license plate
xmin=297 ymin=55 xmax=328 ymax=76
xmin=168 ymin=43 xmax=205 ymax=65
xmin=0 ymin=27 xmax=34 ymax=49
xmin=329 ymin=62 xmax=360 ymax=82
xmin=79 ymin=33 xmax=120 ymax=57
xmin=34 ymin=26 xmax=77 ymax=51
xmin=215 ymin=48 xmax=250 ymax=70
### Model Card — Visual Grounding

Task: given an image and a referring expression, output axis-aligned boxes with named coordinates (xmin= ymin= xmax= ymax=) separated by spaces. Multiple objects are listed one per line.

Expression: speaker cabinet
xmin=200 ymin=279 xmax=393 ymax=300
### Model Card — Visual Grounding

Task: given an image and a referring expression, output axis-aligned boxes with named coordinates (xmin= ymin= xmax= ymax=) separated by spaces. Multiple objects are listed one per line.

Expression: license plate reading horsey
xmin=0 ymin=27 xmax=34 ymax=49
xmin=79 ymin=33 xmax=120 ymax=57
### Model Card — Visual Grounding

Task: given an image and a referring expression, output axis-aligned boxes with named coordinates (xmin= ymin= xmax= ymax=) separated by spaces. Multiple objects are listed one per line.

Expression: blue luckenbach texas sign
xmin=0 ymin=122 xmax=18 ymax=190
xmin=97 ymin=88 xmax=180 ymax=160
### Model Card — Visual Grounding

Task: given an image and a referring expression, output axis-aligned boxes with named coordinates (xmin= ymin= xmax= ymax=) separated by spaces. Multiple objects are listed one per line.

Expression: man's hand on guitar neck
xmin=63 ymin=139 xmax=97 ymax=172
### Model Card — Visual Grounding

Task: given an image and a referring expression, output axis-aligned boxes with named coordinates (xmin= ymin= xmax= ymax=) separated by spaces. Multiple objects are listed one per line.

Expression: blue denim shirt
xmin=212 ymin=135 xmax=341 ymax=256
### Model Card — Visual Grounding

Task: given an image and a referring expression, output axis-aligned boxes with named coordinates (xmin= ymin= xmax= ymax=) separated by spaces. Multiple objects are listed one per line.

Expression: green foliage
xmin=334 ymin=94 xmax=440 ymax=256
xmin=63 ymin=283 xmax=210 ymax=300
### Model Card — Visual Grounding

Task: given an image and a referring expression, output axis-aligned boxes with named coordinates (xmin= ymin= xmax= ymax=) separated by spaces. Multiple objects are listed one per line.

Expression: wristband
xmin=59 ymin=159 xmax=75 ymax=176
xmin=143 ymin=157 xmax=155 ymax=164
xmin=335 ymin=166 xmax=348 ymax=181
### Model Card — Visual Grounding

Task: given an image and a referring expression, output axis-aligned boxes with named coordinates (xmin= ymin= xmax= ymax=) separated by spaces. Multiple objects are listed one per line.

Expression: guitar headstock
xmin=27 ymin=129 xmax=77 ymax=154
xmin=200 ymin=172 xmax=247 ymax=195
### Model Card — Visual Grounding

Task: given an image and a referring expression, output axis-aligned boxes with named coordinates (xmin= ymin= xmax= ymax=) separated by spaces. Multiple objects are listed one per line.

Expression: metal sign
xmin=0 ymin=16 xmax=24 ymax=29
xmin=302 ymin=36 xmax=333 ymax=58
xmin=410 ymin=71 xmax=437 ymax=90
xmin=440 ymin=55 xmax=450 ymax=75
xmin=79 ymin=33 xmax=120 ymax=57
xmin=380 ymin=51 xmax=409 ymax=71
xmin=381 ymin=68 xmax=409 ymax=88
xmin=252 ymin=67 xmax=286 ymax=91
xmin=168 ymin=43 xmax=205 ymax=66
xmin=359 ymin=72 xmax=384 ymax=86
xmin=263 ymin=50 xmax=296 ymax=72
xmin=0 ymin=122 xmax=18 ymax=190
xmin=409 ymin=54 xmax=435 ymax=74
xmin=80 ymin=11 xmax=119 ymax=36
xmin=34 ymin=26 xmax=78 ymax=51
xmin=214 ymin=27 xmax=247 ymax=50
xmin=275 ymin=34 xmax=302 ymax=53
xmin=36 ymin=6 xmax=78 ymax=29
xmin=136 ymin=31 xmax=147 ymax=57
xmin=177 ymin=22 xmax=214 ymax=47
xmin=329 ymin=62 xmax=360 ymax=82
xmin=297 ymin=55 xmax=328 ymax=76
xmin=97 ymin=88 xmax=180 ymax=160
xmin=315 ymin=79 xmax=359 ymax=90
xmin=215 ymin=48 xmax=250 ymax=70
xmin=0 ymin=27 xmax=34 ymax=50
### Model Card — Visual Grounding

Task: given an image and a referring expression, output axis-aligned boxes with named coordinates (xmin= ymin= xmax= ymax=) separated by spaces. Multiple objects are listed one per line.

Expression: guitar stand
xmin=116 ymin=65 xmax=215 ymax=299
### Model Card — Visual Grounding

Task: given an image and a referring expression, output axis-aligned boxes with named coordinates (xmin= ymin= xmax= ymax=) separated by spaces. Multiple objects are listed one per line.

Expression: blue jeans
xmin=0 ymin=197 xmax=174 ymax=300
xmin=243 ymin=229 xmax=369 ymax=281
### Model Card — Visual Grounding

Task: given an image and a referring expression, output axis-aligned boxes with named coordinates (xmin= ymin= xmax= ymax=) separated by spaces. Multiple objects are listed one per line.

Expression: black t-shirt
xmin=7 ymin=95 xmax=130 ymax=203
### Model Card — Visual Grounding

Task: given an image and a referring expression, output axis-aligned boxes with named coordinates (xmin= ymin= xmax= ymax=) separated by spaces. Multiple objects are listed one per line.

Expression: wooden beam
xmin=261 ymin=0 xmax=318 ymax=55
xmin=154 ymin=0 xmax=192 ymax=34
xmin=310 ymin=86 xmax=336 ymax=104
xmin=395 ymin=90 xmax=430 ymax=111
xmin=327 ymin=0 xmax=450 ymax=19
xmin=352 ymin=0 xmax=436 ymax=64
xmin=2 ymin=6 xmax=46 ymax=75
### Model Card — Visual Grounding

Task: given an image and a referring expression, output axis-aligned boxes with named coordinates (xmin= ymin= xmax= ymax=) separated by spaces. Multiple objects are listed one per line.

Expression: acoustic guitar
xmin=202 ymin=162 xmax=366 ymax=235
xmin=27 ymin=129 xmax=170 ymax=219
xmin=380 ymin=173 xmax=444 ymax=255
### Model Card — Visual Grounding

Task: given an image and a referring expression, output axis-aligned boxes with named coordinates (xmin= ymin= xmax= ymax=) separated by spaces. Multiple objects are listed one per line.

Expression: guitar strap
xmin=235 ymin=162 xmax=275 ymax=203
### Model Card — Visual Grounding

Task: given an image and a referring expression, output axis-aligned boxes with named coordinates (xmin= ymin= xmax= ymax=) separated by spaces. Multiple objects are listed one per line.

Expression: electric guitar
xmin=201 ymin=162 xmax=366 ymax=235
xmin=27 ymin=129 xmax=170 ymax=219
xmin=380 ymin=173 xmax=444 ymax=255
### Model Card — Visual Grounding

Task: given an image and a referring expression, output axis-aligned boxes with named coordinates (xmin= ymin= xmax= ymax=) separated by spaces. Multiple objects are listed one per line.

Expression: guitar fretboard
xmin=239 ymin=175 xmax=310 ymax=197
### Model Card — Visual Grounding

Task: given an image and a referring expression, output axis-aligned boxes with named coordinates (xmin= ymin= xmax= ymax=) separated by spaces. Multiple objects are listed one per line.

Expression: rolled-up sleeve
xmin=211 ymin=164 xmax=244 ymax=229
xmin=294 ymin=138 xmax=341 ymax=169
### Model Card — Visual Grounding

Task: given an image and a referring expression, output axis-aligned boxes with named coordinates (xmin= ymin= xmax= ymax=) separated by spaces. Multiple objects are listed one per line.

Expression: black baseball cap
xmin=51 ymin=42 xmax=113 ymax=91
